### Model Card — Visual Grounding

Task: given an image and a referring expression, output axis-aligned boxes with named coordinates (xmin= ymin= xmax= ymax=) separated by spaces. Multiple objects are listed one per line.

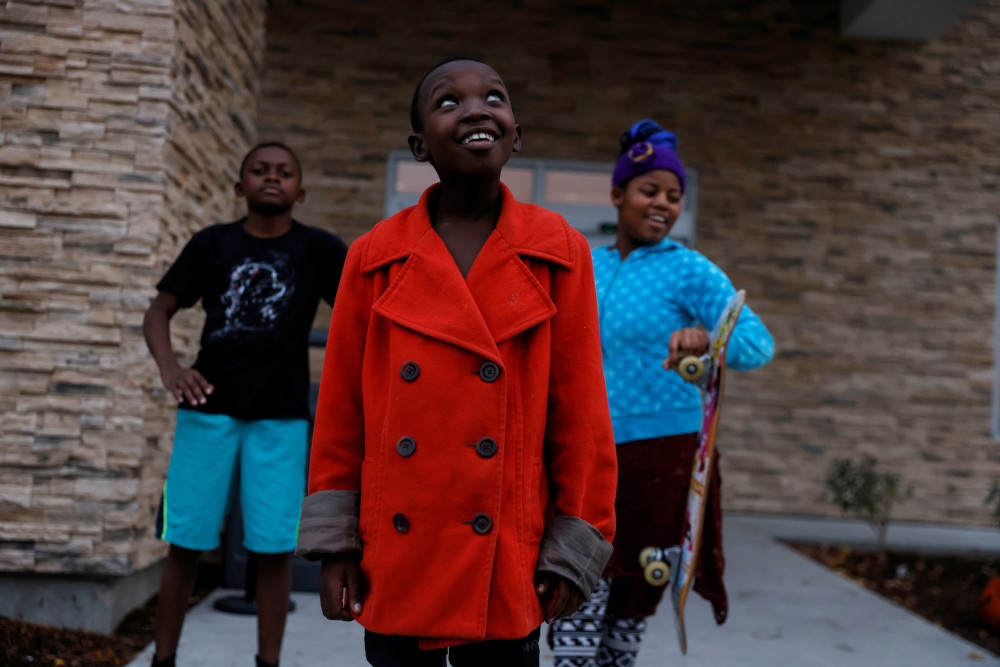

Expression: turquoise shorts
xmin=157 ymin=410 xmax=309 ymax=553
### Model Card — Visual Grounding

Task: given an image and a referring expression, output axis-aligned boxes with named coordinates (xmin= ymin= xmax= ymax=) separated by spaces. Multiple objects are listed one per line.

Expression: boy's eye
xmin=486 ymin=91 xmax=504 ymax=103
xmin=436 ymin=95 xmax=458 ymax=108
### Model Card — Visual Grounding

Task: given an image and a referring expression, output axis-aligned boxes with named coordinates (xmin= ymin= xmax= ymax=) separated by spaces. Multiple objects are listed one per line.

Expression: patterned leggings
xmin=550 ymin=579 xmax=648 ymax=667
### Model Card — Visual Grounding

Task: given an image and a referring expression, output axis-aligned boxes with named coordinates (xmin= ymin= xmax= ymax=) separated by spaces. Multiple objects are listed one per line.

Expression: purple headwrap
xmin=611 ymin=120 xmax=687 ymax=193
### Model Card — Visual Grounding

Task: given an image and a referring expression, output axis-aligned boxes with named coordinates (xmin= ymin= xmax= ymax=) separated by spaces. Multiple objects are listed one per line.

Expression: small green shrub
xmin=825 ymin=456 xmax=908 ymax=564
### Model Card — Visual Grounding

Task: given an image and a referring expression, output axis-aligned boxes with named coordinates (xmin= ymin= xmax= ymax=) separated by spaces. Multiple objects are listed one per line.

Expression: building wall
xmin=0 ymin=0 xmax=997 ymax=605
xmin=0 ymin=0 xmax=266 ymax=591
xmin=258 ymin=0 xmax=1000 ymax=525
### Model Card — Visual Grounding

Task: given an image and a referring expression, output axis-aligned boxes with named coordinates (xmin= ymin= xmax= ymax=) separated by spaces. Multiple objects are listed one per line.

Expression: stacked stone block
xmin=0 ymin=0 xmax=266 ymax=596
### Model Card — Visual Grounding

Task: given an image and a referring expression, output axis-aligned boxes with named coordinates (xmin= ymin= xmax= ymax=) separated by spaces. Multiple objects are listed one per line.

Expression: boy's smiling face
xmin=409 ymin=60 xmax=522 ymax=181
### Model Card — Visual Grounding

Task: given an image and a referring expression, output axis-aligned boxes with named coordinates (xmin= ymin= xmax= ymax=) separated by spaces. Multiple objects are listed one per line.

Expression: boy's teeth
xmin=463 ymin=132 xmax=496 ymax=144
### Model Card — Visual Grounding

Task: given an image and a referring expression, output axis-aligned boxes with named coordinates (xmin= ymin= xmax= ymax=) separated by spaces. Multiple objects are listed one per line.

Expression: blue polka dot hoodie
xmin=593 ymin=237 xmax=775 ymax=444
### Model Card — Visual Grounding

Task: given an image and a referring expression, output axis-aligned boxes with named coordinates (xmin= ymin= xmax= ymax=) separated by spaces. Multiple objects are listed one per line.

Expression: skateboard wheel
xmin=678 ymin=356 xmax=705 ymax=382
xmin=638 ymin=546 xmax=660 ymax=568
xmin=644 ymin=560 xmax=670 ymax=587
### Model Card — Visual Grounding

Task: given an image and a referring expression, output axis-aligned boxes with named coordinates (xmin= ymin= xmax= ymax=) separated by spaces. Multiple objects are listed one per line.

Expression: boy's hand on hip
xmin=665 ymin=327 xmax=711 ymax=371
xmin=535 ymin=573 xmax=584 ymax=622
xmin=319 ymin=554 xmax=366 ymax=621
xmin=160 ymin=363 xmax=214 ymax=406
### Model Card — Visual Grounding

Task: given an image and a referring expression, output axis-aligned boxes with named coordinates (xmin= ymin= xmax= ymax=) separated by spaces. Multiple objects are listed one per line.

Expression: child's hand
xmin=319 ymin=554 xmax=366 ymax=621
xmin=535 ymin=573 xmax=585 ymax=622
xmin=664 ymin=328 xmax=711 ymax=371
xmin=160 ymin=363 xmax=214 ymax=406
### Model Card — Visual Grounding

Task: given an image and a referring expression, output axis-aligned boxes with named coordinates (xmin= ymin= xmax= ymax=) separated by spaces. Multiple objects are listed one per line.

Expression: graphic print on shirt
xmin=210 ymin=252 xmax=295 ymax=341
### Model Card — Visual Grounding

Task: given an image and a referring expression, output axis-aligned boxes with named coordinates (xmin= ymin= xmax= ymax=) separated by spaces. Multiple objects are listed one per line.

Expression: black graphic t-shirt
xmin=157 ymin=219 xmax=347 ymax=421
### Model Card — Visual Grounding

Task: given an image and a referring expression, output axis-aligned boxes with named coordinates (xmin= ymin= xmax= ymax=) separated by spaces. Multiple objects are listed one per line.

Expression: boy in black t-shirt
xmin=143 ymin=142 xmax=347 ymax=667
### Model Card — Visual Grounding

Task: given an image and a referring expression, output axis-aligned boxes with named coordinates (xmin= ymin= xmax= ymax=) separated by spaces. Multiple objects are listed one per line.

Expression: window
xmin=384 ymin=151 xmax=698 ymax=249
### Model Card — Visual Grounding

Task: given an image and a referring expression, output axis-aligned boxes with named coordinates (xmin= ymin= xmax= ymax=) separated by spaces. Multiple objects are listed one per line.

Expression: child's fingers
xmin=318 ymin=581 xmax=348 ymax=620
xmin=535 ymin=576 xmax=555 ymax=620
xmin=183 ymin=385 xmax=204 ymax=406
xmin=344 ymin=563 xmax=365 ymax=616
xmin=667 ymin=332 xmax=681 ymax=359
xmin=549 ymin=580 xmax=585 ymax=621
xmin=665 ymin=328 xmax=711 ymax=371
xmin=562 ymin=589 xmax=585 ymax=618
xmin=319 ymin=559 xmax=356 ymax=621
xmin=192 ymin=371 xmax=214 ymax=396
xmin=318 ymin=583 xmax=350 ymax=621
xmin=692 ymin=330 xmax=710 ymax=354
xmin=179 ymin=371 xmax=211 ymax=405
xmin=548 ymin=581 xmax=566 ymax=623
xmin=666 ymin=331 xmax=686 ymax=369
xmin=543 ymin=579 xmax=566 ymax=622
xmin=162 ymin=371 xmax=187 ymax=403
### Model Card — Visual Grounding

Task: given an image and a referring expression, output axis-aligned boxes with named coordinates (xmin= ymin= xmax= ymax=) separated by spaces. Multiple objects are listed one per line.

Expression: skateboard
xmin=638 ymin=289 xmax=746 ymax=655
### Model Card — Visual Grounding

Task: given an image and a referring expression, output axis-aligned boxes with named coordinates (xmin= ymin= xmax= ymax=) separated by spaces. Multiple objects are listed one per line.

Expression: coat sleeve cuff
xmin=294 ymin=489 xmax=362 ymax=561
xmin=535 ymin=515 xmax=613 ymax=598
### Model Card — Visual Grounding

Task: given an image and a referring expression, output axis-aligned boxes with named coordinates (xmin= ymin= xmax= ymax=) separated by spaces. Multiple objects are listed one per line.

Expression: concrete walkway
xmin=127 ymin=514 xmax=1000 ymax=666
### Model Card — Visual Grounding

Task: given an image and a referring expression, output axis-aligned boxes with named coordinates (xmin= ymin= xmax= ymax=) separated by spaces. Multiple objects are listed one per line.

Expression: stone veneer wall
xmin=143 ymin=0 xmax=267 ymax=572
xmin=0 ymin=0 xmax=265 ymax=600
xmin=258 ymin=0 xmax=1000 ymax=525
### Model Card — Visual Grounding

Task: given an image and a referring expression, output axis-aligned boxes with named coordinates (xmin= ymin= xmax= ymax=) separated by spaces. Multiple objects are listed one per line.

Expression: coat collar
xmin=362 ymin=183 xmax=575 ymax=271
xmin=364 ymin=183 xmax=577 ymax=360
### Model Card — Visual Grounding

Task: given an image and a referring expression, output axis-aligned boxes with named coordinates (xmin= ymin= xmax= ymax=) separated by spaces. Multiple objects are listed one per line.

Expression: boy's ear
xmin=234 ymin=181 xmax=246 ymax=199
xmin=512 ymin=124 xmax=523 ymax=153
xmin=296 ymin=187 xmax=306 ymax=204
xmin=610 ymin=186 xmax=625 ymax=208
xmin=408 ymin=133 xmax=429 ymax=163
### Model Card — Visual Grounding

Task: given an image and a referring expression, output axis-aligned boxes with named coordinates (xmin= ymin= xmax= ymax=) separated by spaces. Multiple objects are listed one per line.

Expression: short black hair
xmin=239 ymin=141 xmax=301 ymax=179
xmin=409 ymin=55 xmax=484 ymax=134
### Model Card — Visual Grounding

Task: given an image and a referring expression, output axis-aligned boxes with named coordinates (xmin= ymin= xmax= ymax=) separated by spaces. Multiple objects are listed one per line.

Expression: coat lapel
xmin=374 ymin=227 xmax=501 ymax=361
xmin=465 ymin=232 xmax=556 ymax=344
xmin=366 ymin=183 xmax=577 ymax=360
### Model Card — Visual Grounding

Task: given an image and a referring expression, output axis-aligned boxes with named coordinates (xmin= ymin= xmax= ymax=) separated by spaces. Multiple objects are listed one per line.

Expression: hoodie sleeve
xmin=680 ymin=251 xmax=775 ymax=371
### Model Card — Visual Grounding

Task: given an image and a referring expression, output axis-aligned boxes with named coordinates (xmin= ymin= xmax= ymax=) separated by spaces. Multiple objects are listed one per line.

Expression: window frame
xmin=384 ymin=150 xmax=698 ymax=248
xmin=994 ymin=222 xmax=1000 ymax=439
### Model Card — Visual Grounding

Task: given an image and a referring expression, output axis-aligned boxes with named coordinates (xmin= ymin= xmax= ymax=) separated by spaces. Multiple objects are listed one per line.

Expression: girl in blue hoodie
xmin=551 ymin=120 xmax=774 ymax=667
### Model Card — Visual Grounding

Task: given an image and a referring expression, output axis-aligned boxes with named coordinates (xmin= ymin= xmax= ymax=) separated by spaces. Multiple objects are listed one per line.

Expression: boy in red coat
xmin=296 ymin=57 xmax=617 ymax=666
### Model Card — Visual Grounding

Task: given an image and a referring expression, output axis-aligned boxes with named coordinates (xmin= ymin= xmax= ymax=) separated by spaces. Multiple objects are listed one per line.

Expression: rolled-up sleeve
xmin=535 ymin=515 xmax=614 ymax=598
xmin=295 ymin=489 xmax=362 ymax=560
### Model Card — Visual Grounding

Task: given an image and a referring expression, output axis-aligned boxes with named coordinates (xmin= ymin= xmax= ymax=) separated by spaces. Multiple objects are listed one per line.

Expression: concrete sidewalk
xmin=127 ymin=514 xmax=1000 ymax=666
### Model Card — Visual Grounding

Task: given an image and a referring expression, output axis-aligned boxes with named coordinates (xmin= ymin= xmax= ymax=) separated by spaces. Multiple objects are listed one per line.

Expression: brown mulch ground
xmin=4 ymin=549 xmax=1000 ymax=664
xmin=1 ymin=563 xmax=221 ymax=667
xmin=793 ymin=544 xmax=1000 ymax=657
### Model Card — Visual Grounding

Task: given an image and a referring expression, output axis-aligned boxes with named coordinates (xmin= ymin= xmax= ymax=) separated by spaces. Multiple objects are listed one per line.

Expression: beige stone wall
xmin=257 ymin=0 xmax=1000 ymax=525
xmin=142 ymin=0 xmax=268 ymax=571
xmin=0 ymin=0 xmax=265 ymax=576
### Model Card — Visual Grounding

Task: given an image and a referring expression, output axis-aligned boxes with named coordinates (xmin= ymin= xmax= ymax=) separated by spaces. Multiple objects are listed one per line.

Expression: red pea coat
xmin=301 ymin=184 xmax=617 ymax=646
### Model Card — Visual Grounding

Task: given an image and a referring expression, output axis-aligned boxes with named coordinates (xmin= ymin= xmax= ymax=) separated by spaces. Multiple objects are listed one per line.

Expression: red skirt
xmin=603 ymin=433 xmax=728 ymax=624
